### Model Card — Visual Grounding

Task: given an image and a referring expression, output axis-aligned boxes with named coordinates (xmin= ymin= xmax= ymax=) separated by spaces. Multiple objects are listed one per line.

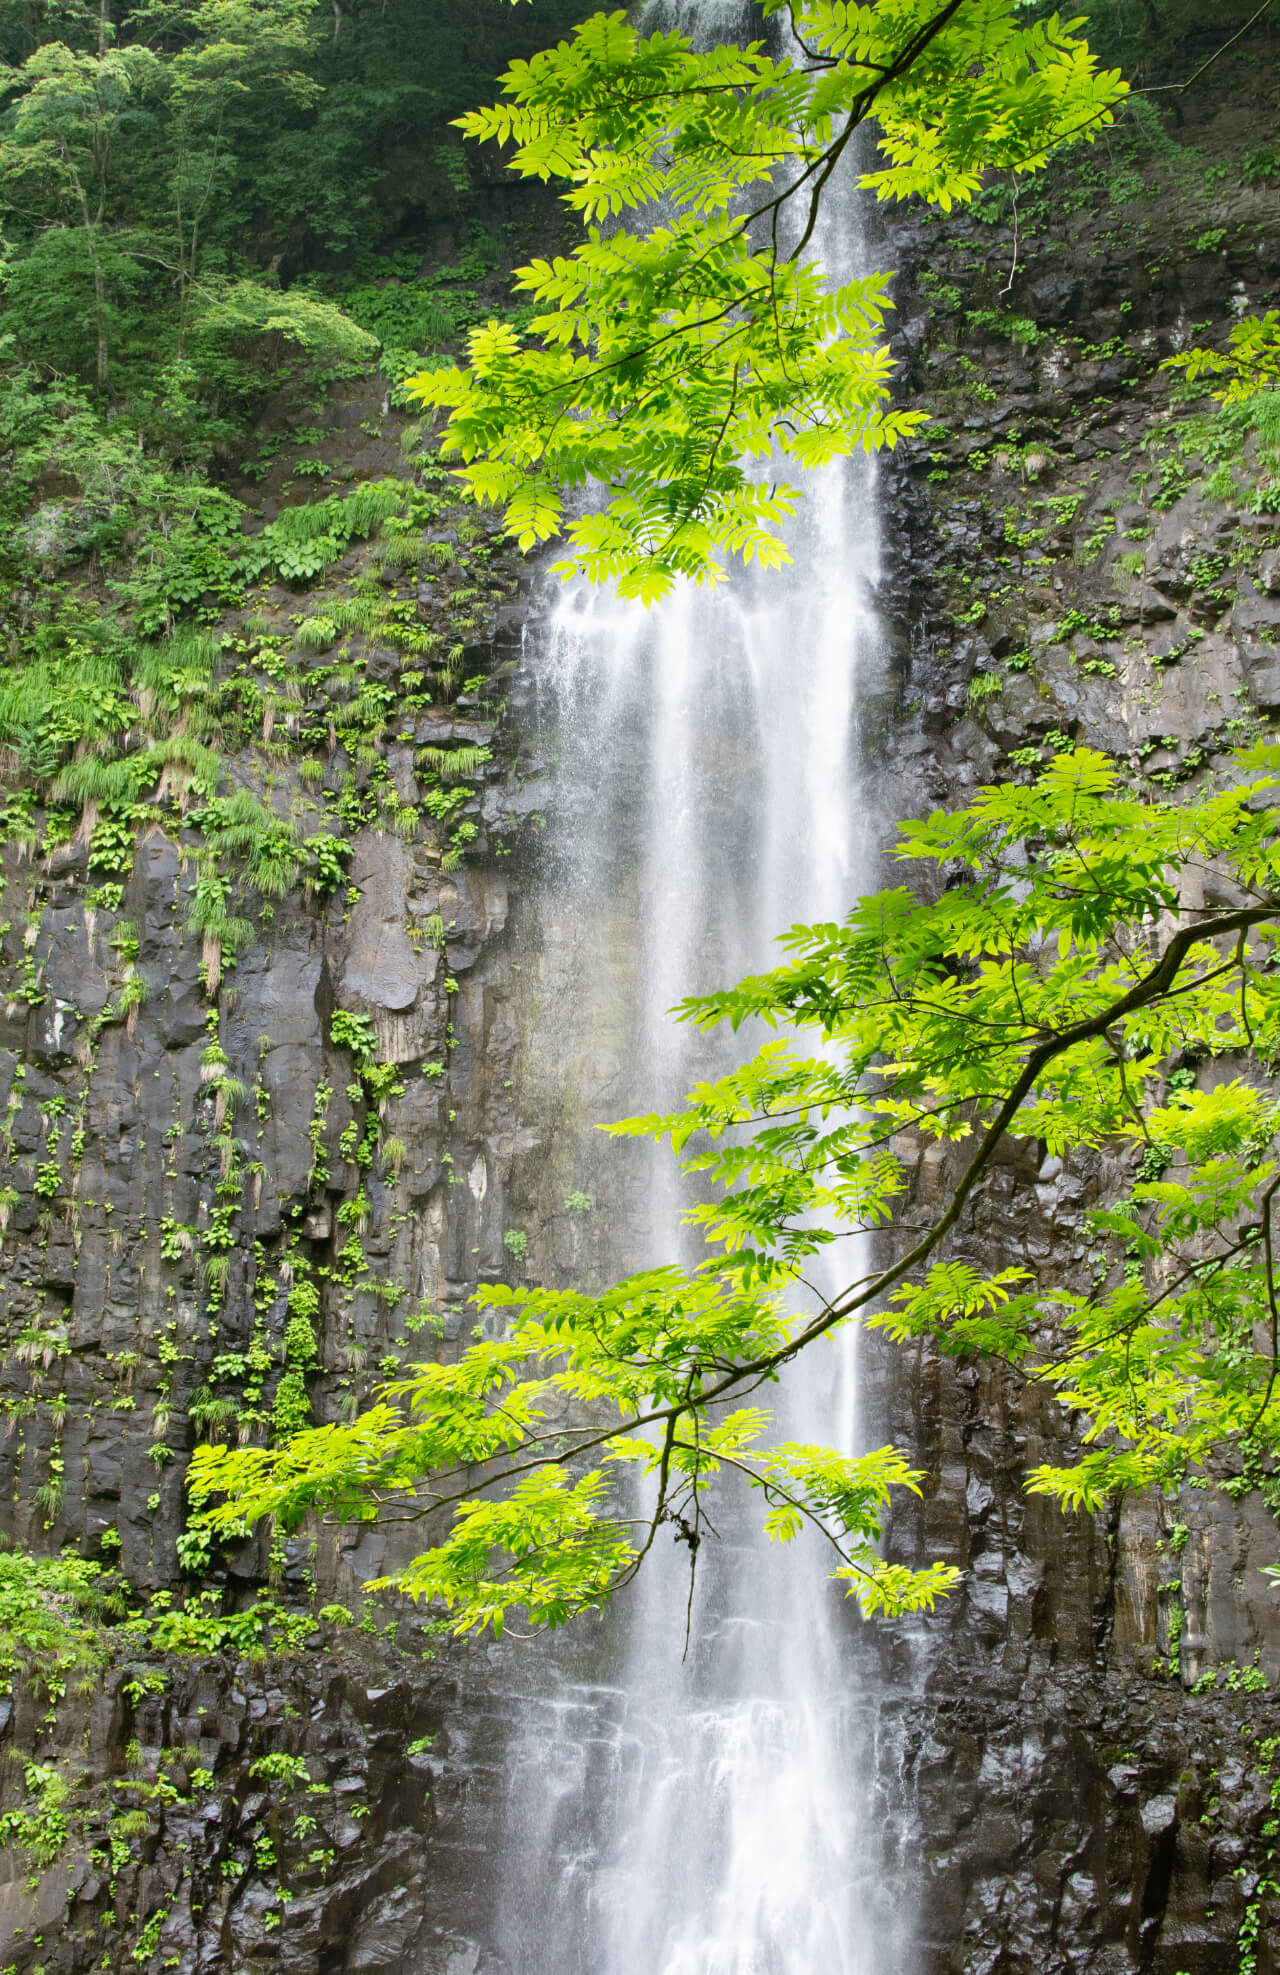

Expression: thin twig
xmin=1245 ymin=1175 xmax=1280 ymax=1435
xmin=1001 ymin=183 xmax=1021 ymax=296
xmin=1139 ymin=1 xmax=1274 ymax=95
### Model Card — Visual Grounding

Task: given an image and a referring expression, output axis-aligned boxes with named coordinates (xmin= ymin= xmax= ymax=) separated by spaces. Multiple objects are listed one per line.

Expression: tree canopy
xmin=0 ymin=0 xmax=583 ymax=416
xmin=409 ymin=1 xmax=1128 ymax=600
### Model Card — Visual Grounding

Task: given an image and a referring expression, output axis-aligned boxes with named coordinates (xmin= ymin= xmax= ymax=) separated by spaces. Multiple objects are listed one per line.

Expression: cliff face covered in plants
xmin=3 ymin=5 xmax=1280 ymax=1973
xmin=867 ymin=33 xmax=1280 ymax=1972
xmin=0 ymin=2 xmax=590 ymax=1963
xmin=0 ymin=329 xmax=546 ymax=1973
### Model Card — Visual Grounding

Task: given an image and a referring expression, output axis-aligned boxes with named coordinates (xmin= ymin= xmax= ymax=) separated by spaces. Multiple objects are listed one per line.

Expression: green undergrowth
xmin=0 ymin=1544 xmax=382 ymax=1730
xmin=0 ymin=440 xmax=518 ymax=989
xmin=0 ymin=0 xmax=543 ymax=994
xmin=307 ymin=227 xmax=540 ymax=383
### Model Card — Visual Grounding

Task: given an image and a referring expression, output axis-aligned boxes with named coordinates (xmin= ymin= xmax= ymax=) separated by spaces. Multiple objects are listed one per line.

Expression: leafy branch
xmin=408 ymin=1 xmax=1127 ymax=599
xmin=190 ymin=746 xmax=1280 ymax=1636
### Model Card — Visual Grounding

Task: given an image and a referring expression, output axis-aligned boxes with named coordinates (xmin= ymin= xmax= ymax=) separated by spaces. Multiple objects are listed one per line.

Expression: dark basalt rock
xmin=855 ymin=64 xmax=1280 ymax=1968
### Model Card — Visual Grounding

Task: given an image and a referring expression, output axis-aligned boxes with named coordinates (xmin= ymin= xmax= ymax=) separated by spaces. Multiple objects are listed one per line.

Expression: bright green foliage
xmin=330 ymin=1008 xmax=378 ymax=1062
xmin=1166 ymin=312 xmax=1280 ymax=406
xmin=272 ymin=1369 xmax=313 ymax=1440
xmin=249 ymin=1751 xmax=311 ymax=1787
xmin=190 ymin=1269 xmax=953 ymax=1633
xmin=307 ymin=832 xmax=353 ymax=897
xmin=237 ymin=479 xmax=405 ymax=585
xmin=0 ymin=1758 xmax=70 ymax=1867
xmin=191 ymin=790 xmax=303 ymax=898
xmin=411 ymin=2 xmax=1126 ymax=598
xmin=0 ymin=1547 xmax=121 ymax=1700
xmin=141 ymin=1585 xmax=317 ymax=1654
xmin=191 ymin=744 xmax=1280 ymax=1634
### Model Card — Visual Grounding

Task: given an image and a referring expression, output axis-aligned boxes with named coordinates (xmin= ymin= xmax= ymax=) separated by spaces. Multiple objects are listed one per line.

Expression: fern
xmin=238 ymin=480 xmax=405 ymax=585
xmin=51 ymin=755 xmax=146 ymax=808
xmin=372 ymin=535 xmax=420 ymax=569
xmin=417 ymin=744 xmax=491 ymax=782
xmin=134 ymin=630 xmax=220 ymax=708
xmin=329 ymin=598 xmax=380 ymax=636
xmin=296 ymin=616 xmax=337 ymax=649
xmin=0 ymin=649 xmax=130 ymax=783
xmin=340 ymin=480 xmax=405 ymax=537
xmin=195 ymin=790 xmax=303 ymax=897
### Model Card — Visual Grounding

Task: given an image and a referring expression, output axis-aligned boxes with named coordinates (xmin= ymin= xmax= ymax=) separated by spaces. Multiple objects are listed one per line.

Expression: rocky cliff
xmin=3 ymin=21 xmax=1280 ymax=1975
xmin=869 ymin=36 xmax=1280 ymax=1974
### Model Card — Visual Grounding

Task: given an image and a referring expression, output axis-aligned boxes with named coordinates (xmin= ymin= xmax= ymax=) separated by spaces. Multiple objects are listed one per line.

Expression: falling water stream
xmin=487 ymin=23 xmax=912 ymax=1969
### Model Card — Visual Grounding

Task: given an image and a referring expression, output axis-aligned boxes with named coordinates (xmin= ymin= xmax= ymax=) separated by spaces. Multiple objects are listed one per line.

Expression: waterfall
xmin=487 ymin=45 xmax=913 ymax=1975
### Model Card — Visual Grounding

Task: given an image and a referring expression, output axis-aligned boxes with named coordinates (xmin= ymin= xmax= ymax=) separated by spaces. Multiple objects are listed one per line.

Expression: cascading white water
xmin=487 ymin=36 xmax=913 ymax=1975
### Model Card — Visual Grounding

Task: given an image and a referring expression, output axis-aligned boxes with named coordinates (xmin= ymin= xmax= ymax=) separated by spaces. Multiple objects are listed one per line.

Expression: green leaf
xmin=408 ymin=2 xmax=1125 ymax=595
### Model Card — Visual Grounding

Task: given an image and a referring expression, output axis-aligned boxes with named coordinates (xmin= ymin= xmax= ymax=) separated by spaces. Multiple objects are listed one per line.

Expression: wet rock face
xmin=0 ymin=431 xmax=573 ymax=1964
xmin=0 ymin=1634 xmax=516 ymax=1975
xmin=0 ymin=832 xmax=515 ymax=1586
xmin=860 ymin=57 xmax=1280 ymax=1975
